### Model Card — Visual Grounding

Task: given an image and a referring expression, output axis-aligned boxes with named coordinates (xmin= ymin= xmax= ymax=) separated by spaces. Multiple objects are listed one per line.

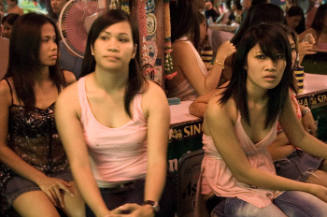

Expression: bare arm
xmin=130 ymin=81 xmax=170 ymax=216
xmin=173 ymin=40 xmax=235 ymax=96
xmin=204 ymin=97 xmax=327 ymax=201
xmin=0 ymin=80 xmax=72 ymax=208
xmin=280 ymin=96 xmax=327 ymax=160
xmin=55 ymin=83 xmax=109 ymax=217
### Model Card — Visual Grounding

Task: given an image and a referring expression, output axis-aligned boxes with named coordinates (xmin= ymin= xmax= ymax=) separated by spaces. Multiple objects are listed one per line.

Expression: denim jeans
xmin=213 ymin=191 xmax=327 ymax=217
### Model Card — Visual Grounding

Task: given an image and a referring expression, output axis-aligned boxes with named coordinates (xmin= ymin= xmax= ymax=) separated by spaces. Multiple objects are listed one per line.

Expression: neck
xmin=93 ymin=66 xmax=129 ymax=93
xmin=246 ymin=81 xmax=267 ymax=105
xmin=34 ymin=66 xmax=50 ymax=83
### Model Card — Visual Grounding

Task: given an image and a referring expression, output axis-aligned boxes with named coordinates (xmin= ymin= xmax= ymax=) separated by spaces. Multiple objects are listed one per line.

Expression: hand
xmin=298 ymin=41 xmax=317 ymax=56
xmin=301 ymin=107 xmax=317 ymax=136
xmin=36 ymin=176 xmax=73 ymax=208
xmin=111 ymin=204 xmax=154 ymax=217
xmin=215 ymin=41 xmax=236 ymax=65
xmin=309 ymin=184 xmax=327 ymax=202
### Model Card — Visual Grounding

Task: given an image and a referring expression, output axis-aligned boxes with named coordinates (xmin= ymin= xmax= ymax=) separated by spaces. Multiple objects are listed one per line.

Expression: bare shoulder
xmin=57 ymin=80 xmax=80 ymax=112
xmin=62 ymin=70 xmax=77 ymax=85
xmin=205 ymin=94 xmax=237 ymax=123
xmin=0 ymin=79 xmax=12 ymax=106
xmin=143 ymin=80 xmax=167 ymax=99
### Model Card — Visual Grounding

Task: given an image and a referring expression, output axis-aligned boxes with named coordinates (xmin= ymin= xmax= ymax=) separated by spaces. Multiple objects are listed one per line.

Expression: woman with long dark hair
xmin=199 ymin=23 xmax=327 ymax=217
xmin=55 ymin=10 xmax=170 ymax=217
xmin=0 ymin=13 xmax=84 ymax=217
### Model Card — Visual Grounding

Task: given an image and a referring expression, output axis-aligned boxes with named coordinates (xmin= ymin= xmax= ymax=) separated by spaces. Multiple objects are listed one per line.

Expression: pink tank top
xmin=201 ymin=112 xmax=282 ymax=208
xmin=78 ymin=77 xmax=147 ymax=185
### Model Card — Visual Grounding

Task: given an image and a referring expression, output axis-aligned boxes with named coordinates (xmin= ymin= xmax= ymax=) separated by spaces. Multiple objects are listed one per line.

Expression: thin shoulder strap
xmin=4 ymin=78 xmax=14 ymax=105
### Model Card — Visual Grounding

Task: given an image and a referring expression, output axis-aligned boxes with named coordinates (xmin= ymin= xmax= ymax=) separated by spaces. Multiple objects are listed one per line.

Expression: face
xmin=6 ymin=0 xmax=16 ymax=7
xmin=288 ymin=35 xmax=297 ymax=68
xmin=39 ymin=23 xmax=58 ymax=66
xmin=91 ymin=21 xmax=136 ymax=72
xmin=2 ymin=22 xmax=13 ymax=38
xmin=246 ymin=44 xmax=286 ymax=90
xmin=50 ymin=0 xmax=67 ymax=15
xmin=241 ymin=0 xmax=251 ymax=10
xmin=286 ymin=15 xmax=302 ymax=30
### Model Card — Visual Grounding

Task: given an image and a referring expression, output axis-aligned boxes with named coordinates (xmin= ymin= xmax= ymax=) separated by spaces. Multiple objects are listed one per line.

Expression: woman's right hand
xmin=36 ymin=176 xmax=74 ymax=208
xmin=215 ymin=41 xmax=236 ymax=64
xmin=309 ymin=184 xmax=327 ymax=202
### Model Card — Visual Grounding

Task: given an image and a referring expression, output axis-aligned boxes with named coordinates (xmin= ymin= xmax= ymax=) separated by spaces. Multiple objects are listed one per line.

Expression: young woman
xmin=199 ymin=23 xmax=327 ymax=216
xmin=0 ymin=13 xmax=84 ymax=217
xmin=300 ymin=4 xmax=327 ymax=51
xmin=285 ymin=6 xmax=306 ymax=34
xmin=166 ymin=0 xmax=235 ymax=100
xmin=55 ymin=10 xmax=170 ymax=217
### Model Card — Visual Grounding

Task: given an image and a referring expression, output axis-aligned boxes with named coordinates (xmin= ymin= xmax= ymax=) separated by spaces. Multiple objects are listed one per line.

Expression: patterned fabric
xmin=0 ymin=81 xmax=69 ymax=212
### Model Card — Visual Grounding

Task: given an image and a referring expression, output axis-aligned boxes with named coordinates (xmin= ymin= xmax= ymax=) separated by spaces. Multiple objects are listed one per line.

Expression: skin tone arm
xmin=173 ymin=40 xmax=235 ymax=96
xmin=204 ymin=96 xmax=327 ymax=202
xmin=115 ymin=81 xmax=170 ymax=217
xmin=55 ymin=82 xmax=110 ymax=217
xmin=0 ymin=79 xmax=74 ymax=209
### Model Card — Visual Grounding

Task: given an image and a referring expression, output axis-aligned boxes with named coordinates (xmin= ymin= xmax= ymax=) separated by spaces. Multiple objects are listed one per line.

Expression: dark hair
xmin=221 ymin=23 xmax=293 ymax=128
xmin=311 ymin=4 xmax=327 ymax=34
xmin=251 ymin=0 xmax=269 ymax=7
xmin=81 ymin=9 xmax=144 ymax=117
xmin=232 ymin=0 xmax=242 ymax=10
xmin=170 ymin=0 xmax=201 ymax=50
xmin=2 ymin=13 xmax=20 ymax=25
xmin=5 ymin=13 xmax=65 ymax=109
xmin=232 ymin=3 xmax=285 ymax=45
xmin=286 ymin=6 xmax=305 ymax=34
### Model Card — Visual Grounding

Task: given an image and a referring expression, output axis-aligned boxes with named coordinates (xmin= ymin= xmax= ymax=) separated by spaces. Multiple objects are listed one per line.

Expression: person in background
xmin=0 ymin=36 xmax=9 ymax=80
xmin=300 ymin=4 xmax=327 ymax=50
xmin=1 ymin=13 xmax=19 ymax=39
xmin=198 ymin=23 xmax=327 ymax=217
xmin=49 ymin=0 xmax=67 ymax=22
xmin=55 ymin=9 xmax=170 ymax=217
xmin=0 ymin=13 xmax=84 ymax=217
xmin=166 ymin=0 xmax=235 ymax=100
xmin=286 ymin=6 xmax=306 ymax=34
xmin=6 ymin=0 xmax=23 ymax=15
xmin=204 ymin=0 xmax=220 ymax=24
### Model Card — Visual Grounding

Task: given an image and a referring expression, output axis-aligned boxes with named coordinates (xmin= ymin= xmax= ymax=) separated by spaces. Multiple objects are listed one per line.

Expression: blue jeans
xmin=213 ymin=191 xmax=327 ymax=217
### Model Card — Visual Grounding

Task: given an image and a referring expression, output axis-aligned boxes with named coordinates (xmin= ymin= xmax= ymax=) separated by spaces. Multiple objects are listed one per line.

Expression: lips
xmin=263 ymin=75 xmax=277 ymax=81
xmin=104 ymin=56 xmax=120 ymax=61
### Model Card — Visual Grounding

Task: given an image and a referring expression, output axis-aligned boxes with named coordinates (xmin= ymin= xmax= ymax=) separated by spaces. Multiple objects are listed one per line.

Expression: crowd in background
xmin=1 ymin=0 xmax=327 ymax=217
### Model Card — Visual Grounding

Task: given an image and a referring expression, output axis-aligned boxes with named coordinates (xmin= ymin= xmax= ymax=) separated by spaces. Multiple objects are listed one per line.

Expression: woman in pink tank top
xmin=55 ymin=10 xmax=170 ymax=217
xmin=199 ymin=24 xmax=327 ymax=217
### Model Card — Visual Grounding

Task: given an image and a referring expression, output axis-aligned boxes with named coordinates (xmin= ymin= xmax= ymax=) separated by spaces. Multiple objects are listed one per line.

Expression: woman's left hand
xmin=111 ymin=203 xmax=154 ymax=217
xmin=301 ymin=107 xmax=317 ymax=136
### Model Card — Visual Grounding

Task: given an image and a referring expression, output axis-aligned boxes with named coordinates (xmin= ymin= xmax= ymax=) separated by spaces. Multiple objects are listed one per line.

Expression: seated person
xmin=55 ymin=9 xmax=170 ymax=217
xmin=196 ymin=23 xmax=327 ymax=217
xmin=167 ymin=0 xmax=235 ymax=100
xmin=1 ymin=13 xmax=19 ymax=38
xmin=300 ymin=4 xmax=327 ymax=51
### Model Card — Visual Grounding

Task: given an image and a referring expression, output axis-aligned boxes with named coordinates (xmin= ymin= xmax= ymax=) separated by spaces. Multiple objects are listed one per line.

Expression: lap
xmin=219 ymin=191 xmax=327 ymax=217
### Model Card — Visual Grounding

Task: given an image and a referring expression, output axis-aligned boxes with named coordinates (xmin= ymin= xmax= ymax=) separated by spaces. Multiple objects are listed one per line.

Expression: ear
xmin=244 ymin=64 xmax=248 ymax=70
xmin=132 ymin=44 xmax=137 ymax=59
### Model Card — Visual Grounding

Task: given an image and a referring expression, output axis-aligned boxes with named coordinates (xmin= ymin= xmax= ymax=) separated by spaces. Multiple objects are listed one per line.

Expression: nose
xmin=265 ymin=58 xmax=277 ymax=71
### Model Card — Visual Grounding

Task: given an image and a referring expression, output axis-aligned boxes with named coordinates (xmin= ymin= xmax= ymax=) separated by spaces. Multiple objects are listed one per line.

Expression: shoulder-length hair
xmin=232 ymin=3 xmax=285 ymax=46
xmin=80 ymin=9 xmax=144 ymax=117
xmin=170 ymin=0 xmax=201 ymax=50
xmin=311 ymin=4 xmax=327 ymax=34
xmin=221 ymin=23 xmax=293 ymax=128
xmin=286 ymin=6 xmax=305 ymax=34
xmin=5 ymin=13 xmax=65 ymax=109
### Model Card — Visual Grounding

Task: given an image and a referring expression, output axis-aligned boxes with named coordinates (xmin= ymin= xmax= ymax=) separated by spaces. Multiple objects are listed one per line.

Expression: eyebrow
xmin=101 ymin=31 xmax=130 ymax=36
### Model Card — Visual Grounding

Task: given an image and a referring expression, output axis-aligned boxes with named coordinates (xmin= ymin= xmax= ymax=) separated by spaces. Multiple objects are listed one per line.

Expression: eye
xmin=275 ymin=54 xmax=285 ymax=59
xmin=118 ymin=36 xmax=130 ymax=42
xmin=255 ymin=54 xmax=266 ymax=59
xmin=99 ymin=35 xmax=109 ymax=40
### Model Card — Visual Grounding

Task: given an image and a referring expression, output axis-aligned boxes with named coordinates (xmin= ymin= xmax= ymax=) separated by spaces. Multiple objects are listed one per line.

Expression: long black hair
xmin=286 ymin=6 xmax=305 ymax=34
xmin=311 ymin=4 xmax=327 ymax=34
xmin=5 ymin=13 xmax=65 ymax=109
xmin=80 ymin=9 xmax=144 ymax=117
xmin=170 ymin=0 xmax=201 ymax=50
xmin=231 ymin=3 xmax=285 ymax=46
xmin=221 ymin=23 xmax=293 ymax=128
